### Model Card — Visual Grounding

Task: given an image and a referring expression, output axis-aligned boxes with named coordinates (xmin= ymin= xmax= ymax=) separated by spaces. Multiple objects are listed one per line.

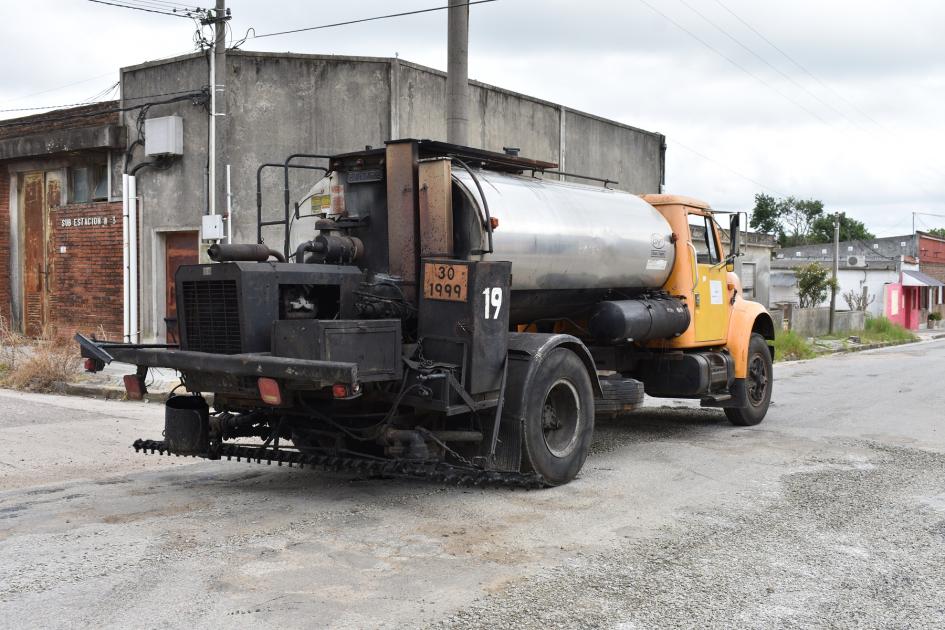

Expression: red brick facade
xmin=1 ymin=101 xmax=126 ymax=339
xmin=49 ymin=201 xmax=124 ymax=340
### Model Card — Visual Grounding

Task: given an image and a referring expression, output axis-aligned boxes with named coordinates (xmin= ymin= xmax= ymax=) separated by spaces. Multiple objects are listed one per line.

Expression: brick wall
xmin=49 ymin=202 xmax=124 ymax=340
xmin=0 ymin=165 xmax=9 ymax=326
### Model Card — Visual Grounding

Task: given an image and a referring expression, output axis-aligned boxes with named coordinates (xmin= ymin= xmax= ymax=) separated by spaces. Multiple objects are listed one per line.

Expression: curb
xmin=54 ymin=382 xmax=174 ymax=404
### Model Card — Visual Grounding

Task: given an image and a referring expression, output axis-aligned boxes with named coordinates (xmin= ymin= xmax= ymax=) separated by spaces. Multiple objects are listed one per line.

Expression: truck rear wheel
xmin=521 ymin=348 xmax=595 ymax=485
xmin=725 ymin=333 xmax=772 ymax=427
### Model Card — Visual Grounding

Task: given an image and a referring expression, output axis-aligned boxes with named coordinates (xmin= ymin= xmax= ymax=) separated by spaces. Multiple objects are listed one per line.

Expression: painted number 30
xmin=482 ymin=287 xmax=503 ymax=319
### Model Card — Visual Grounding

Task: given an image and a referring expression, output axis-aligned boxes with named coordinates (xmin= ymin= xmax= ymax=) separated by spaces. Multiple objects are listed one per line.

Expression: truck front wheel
xmin=521 ymin=348 xmax=595 ymax=485
xmin=725 ymin=333 xmax=773 ymax=427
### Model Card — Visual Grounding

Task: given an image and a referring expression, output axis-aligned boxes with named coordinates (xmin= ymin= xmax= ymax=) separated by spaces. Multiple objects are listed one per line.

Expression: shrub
xmin=796 ymin=262 xmax=839 ymax=308
xmin=929 ymin=312 xmax=943 ymax=322
xmin=0 ymin=324 xmax=80 ymax=392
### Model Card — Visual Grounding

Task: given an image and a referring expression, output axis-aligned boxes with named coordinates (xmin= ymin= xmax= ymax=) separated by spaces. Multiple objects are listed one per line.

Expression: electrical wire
xmin=636 ymin=0 xmax=834 ymax=128
xmin=709 ymin=0 xmax=881 ymax=128
xmin=675 ymin=0 xmax=862 ymax=129
xmin=0 ymin=91 xmax=207 ymax=129
xmin=0 ymin=88 xmax=207 ymax=114
xmin=85 ymin=0 xmax=201 ymax=19
xmin=251 ymin=0 xmax=498 ymax=40
xmin=668 ymin=138 xmax=789 ymax=198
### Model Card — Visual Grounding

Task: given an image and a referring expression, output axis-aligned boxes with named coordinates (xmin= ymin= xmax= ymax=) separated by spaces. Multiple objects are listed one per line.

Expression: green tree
xmin=928 ymin=228 xmax=945 ymax=238
xmin=749 ymin=194 xmax=824 ymax=247
xmin=809 ymin=214 xmax=875 ymax=243
xmin=796 ymin=262 xmax=838 ymax=308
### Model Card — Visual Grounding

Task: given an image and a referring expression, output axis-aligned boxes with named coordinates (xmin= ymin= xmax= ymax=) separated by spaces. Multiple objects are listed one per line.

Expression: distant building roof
xmin=772 ymin=234 xmax=914 ymax=266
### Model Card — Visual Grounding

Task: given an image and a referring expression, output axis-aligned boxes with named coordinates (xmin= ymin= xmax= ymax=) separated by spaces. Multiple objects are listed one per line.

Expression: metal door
xmin=688 ymin=212 xmax=730 ymax=343
xmin=164 ymin=231 xmax=199 ymax=342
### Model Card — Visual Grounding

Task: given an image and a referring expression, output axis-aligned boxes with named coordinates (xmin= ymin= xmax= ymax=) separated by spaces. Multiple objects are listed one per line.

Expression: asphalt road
xmin=1 ymin=340 xmax=944 ymax=629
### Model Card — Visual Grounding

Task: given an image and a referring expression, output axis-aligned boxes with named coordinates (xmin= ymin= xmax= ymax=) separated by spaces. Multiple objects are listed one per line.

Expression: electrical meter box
xmin=201 ymin=214 xmax=225 ymax=241
xmin=144 ymin=116 xmax=184 ymax=156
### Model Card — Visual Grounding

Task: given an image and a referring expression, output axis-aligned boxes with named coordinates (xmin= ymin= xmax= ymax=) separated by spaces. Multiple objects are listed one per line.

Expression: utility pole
xmin=828 ymin=211 xmax=841 ymax=334
xmin=207 ymin=0 xmax=228 ymax=220
xmin=447 ymin=0 xmax=469 ymax=145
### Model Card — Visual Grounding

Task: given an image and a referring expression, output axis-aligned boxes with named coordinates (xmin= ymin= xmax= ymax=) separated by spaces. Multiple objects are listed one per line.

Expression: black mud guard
xmin=492 ymin=333 xmax=601 ymax=472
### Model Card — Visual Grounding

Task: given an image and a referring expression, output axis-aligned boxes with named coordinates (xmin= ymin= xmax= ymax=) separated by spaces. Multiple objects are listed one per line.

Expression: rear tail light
xmin=84 ymin=358 xmax=101 ymax=372
xmin=123 ymin=374 xmax=146 ymax=401
xmin=257 ymin=377 xmax=282 ymax=406
xmin=332 ymin=383 xmax=362 ymax=399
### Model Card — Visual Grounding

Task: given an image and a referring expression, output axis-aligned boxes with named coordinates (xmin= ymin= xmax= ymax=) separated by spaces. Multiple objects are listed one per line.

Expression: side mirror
xmin=729 ymin=213 xmax=742 ymax=259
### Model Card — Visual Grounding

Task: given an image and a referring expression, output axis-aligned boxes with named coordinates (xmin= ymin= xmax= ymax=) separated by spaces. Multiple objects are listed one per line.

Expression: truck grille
xmin=181 ymin=280 xmax=242 ymax=354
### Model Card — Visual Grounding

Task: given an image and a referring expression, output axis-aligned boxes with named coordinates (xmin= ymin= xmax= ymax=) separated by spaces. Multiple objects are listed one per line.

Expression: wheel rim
xmin=541 ymin=379 xmax=582 ymax=458
xmin=747 ymin=353 xmax=769 ymax=406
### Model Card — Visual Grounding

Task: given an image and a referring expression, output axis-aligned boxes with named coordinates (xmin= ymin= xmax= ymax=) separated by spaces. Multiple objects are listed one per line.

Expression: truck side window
xmin=688 ymin=214 xmax=720 ymax=264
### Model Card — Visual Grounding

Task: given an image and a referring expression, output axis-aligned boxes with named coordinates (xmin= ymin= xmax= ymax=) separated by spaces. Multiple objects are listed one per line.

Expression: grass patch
xmin=0 ymin=318 xmax=80 ymax=392
xmin=860 ymin=316 xmax=918 ymax=343
xmin=773 ymin=329 xmax=816 ymax=361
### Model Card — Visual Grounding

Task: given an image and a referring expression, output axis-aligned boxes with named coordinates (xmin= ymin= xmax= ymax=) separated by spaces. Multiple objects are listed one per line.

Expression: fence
xmin=775 ymin=305 xmax=867 ymax=337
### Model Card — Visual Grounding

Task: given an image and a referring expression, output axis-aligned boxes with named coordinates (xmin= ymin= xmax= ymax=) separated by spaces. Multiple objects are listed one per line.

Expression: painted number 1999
xmin=482 ymin=287 xmax=503 ymax=320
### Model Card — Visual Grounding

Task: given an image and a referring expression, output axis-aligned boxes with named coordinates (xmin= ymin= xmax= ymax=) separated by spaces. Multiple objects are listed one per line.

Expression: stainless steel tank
xmin=451 ymin=169 xmax=675 ymax=292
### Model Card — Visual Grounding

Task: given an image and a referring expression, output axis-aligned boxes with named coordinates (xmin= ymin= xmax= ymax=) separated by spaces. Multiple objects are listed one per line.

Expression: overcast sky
xmin=1 ymin=0 xmax=943 ymax=236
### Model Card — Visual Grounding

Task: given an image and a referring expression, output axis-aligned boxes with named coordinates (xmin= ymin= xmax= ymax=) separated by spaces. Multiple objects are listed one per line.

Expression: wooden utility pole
xmin=447 ymin=0 xmax=469 ymax=145
xmin=828 ymin=212 xmax=841 ymax=334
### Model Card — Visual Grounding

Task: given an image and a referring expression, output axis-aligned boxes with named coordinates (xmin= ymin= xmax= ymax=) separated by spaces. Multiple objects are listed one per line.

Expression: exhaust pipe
xmin=207 ymin=243 xmax=286 ymax=263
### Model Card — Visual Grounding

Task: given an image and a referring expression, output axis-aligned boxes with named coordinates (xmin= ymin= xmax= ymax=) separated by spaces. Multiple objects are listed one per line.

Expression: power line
xmin=0 ymin=91 xmax=207 ymax=129
xmin=85 ymin=0 xmax=203 ymax=19
xmin=710 ymin=0 xmax=882 ymax=128
xmin=0 ymin=72 xmax=116 ymax=107
xmin=252 ymin=0 xmax=498 ymax=40
xmin=675 ymin=0 xmax=862 ymax=129
xmin=0 ymin=88 xmax=206 ymax=115
xmin=635 ymin=0 xmax=835 ymax=129
xmin=668 ymin=138 xmax=789 ymax=198
xmin=640 ymin=0 xmax=945 ymax=188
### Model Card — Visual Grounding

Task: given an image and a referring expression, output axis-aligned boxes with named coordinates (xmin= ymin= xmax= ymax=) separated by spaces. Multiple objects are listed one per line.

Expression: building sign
xmin=60 ymin=216 xmax=117 ymax=228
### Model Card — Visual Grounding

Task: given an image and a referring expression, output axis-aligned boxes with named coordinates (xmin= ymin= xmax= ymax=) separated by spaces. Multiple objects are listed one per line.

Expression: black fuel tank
xmin=588 ymin=296 xmax=690 ymax=343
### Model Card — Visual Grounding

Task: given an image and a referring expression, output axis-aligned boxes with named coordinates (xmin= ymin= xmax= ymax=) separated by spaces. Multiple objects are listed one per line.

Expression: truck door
xmin=688 ymin=213 xmax=730 ymax=343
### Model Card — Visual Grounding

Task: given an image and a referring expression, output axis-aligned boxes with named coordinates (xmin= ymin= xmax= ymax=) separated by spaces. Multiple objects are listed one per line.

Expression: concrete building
xmin=2 ymin=50 xmax=667 ymax=342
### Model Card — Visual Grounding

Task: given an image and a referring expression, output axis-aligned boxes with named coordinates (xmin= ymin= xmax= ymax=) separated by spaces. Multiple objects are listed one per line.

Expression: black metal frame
xmin=255 ymin=153 xmax=333 ymax=260
xmin=76 ymin=333 xmax=359 ymax=386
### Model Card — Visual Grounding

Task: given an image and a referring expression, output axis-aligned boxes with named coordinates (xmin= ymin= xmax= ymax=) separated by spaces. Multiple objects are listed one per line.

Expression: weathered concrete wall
xmin=396 ymin=60 xmax=664 ymax=192
xmin=787 ymin=306 xmax=866 ymax=337
xmin=563 ymin=110 xmax=663 ymax=193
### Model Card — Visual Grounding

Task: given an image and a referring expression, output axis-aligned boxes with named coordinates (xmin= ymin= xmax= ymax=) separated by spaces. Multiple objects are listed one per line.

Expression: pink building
xmin=884 ymin=269 xmax=944 ymax=330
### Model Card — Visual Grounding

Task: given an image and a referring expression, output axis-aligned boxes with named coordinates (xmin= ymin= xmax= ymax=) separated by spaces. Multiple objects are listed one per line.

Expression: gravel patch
xmin=432 ymin=441 xmax=945 ymax=629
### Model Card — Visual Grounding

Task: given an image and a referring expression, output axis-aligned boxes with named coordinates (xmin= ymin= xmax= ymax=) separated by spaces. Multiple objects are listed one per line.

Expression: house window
xmin=69 ymin=163 xmax=108 ymax=203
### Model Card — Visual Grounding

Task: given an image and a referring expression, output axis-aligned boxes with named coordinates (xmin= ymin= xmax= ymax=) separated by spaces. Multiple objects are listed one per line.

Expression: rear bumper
xmin=76 ymin=334 xmax=358 ymax=386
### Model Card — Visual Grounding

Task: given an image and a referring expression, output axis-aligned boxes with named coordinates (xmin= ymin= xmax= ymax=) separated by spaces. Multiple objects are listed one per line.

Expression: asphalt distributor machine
xmin=79 ymin=140 xmax=775 ymax=487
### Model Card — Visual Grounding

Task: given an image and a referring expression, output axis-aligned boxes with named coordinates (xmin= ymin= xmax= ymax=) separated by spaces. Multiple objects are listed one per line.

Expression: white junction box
xmin=201 ymin=214 xmax=225 ymax=241
xmin=144 ymin=115 xmax=184 ymax=156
